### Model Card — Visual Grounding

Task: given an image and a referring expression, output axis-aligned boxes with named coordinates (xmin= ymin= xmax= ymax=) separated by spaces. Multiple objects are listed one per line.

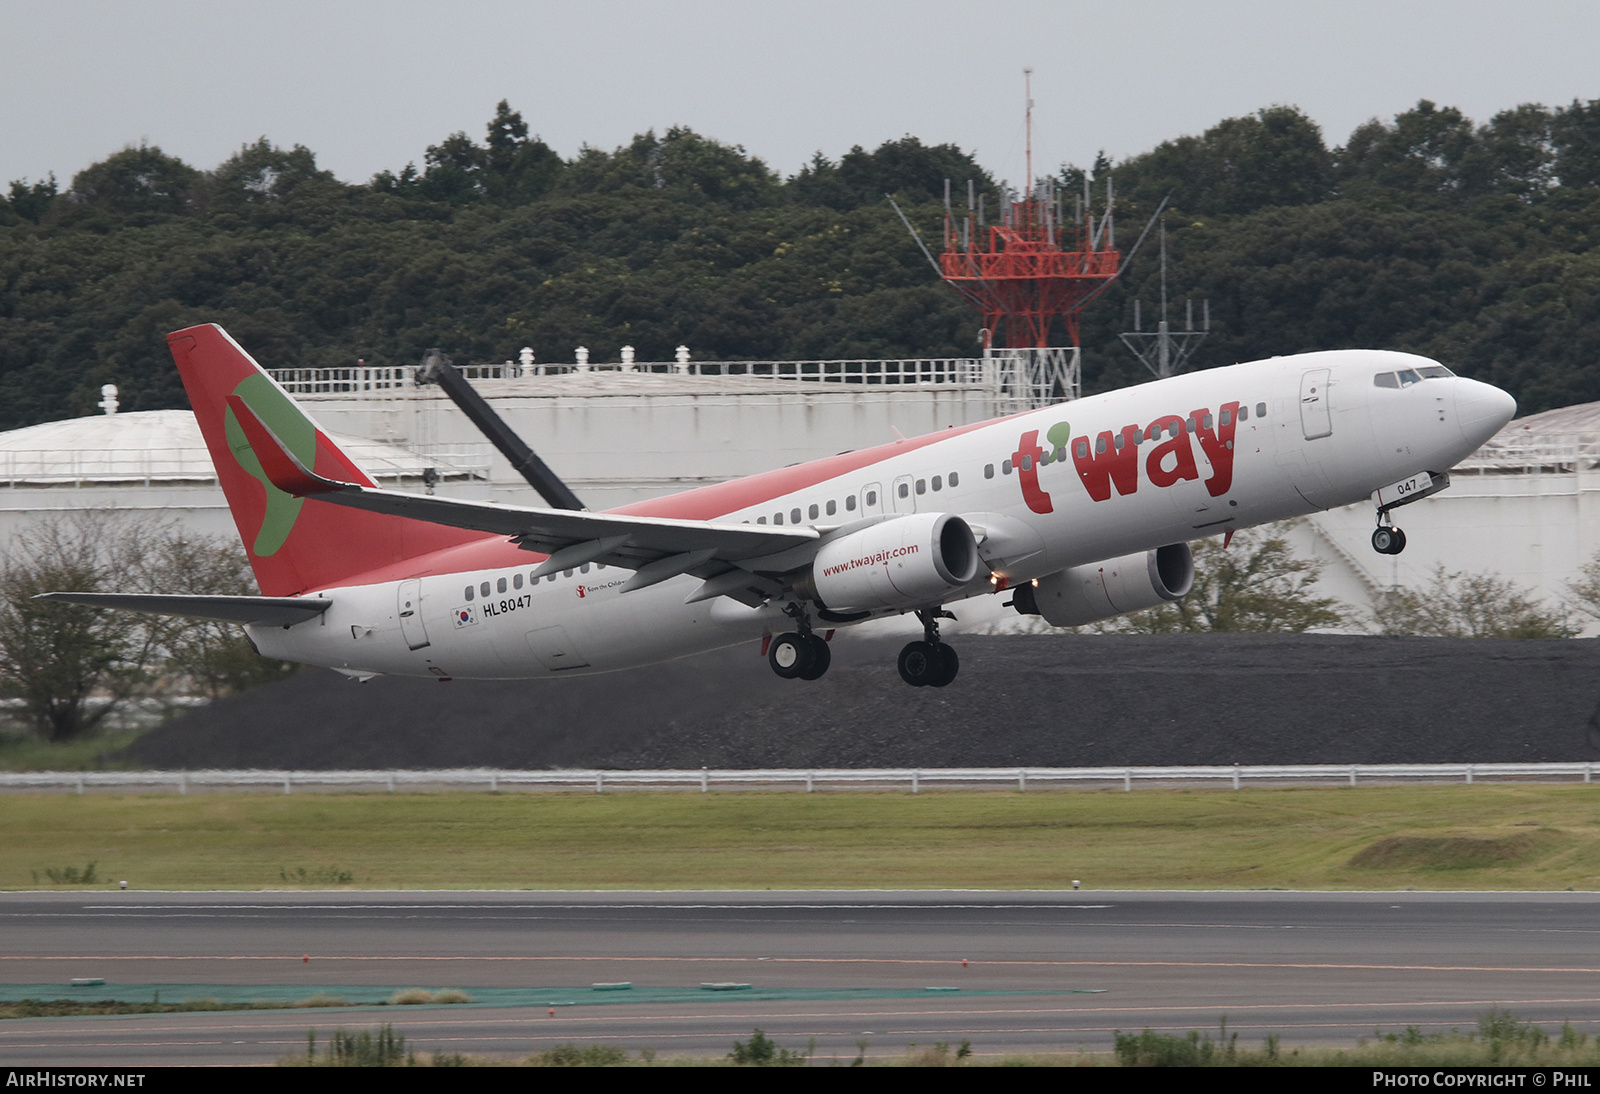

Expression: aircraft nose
xmin=1455 ymin=378 xmax=1517 ymax=449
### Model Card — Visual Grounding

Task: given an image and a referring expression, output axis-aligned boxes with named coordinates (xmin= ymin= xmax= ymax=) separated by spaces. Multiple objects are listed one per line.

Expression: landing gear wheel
xmin=929 ymin=643 xmax=959 ymax=688
xmin=768 ymin=632 xmax=814 ymax=679
xmin=797 ymin=634 xmax=831 ymax=680
xmin=898 ymin=641 xmax=938 ymax=687
xmin=1371 ymin=527 xmax=1407 ymax=555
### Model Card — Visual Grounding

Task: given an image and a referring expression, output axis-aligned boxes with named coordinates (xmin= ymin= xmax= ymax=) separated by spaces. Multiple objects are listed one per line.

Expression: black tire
xmin=897 ymin=641 xmax=937 ymax=687
xmin=1391 ymin=528 xmax=1407 ymax=554
xmin=1372 ymin=527 xmax=1396 ymax=554
xmin=798 ymin=635 xmax=831 ymax=680
xmin=929 ymin=644 xmax=959 ymax=688
xmin=768 ymin=632 xmax=813 ymax=679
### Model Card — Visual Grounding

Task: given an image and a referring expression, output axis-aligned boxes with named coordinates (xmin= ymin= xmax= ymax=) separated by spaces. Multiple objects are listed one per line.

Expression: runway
xmin=5 ymin=890 xmax=1600 ymax=1065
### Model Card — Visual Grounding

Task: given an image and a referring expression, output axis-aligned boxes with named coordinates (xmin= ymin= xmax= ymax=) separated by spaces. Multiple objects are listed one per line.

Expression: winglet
xmin=225 ymin=394 xmax=349 ymax=496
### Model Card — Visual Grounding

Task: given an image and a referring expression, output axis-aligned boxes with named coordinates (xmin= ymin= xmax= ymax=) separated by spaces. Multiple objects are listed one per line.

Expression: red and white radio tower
xmin=933 ymin=70 xmax=1168 ymax=405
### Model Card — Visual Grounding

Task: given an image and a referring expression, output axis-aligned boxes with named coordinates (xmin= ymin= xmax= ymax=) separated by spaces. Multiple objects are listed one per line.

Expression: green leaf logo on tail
xmin=222 ymin=374 xmax=317 ymax=556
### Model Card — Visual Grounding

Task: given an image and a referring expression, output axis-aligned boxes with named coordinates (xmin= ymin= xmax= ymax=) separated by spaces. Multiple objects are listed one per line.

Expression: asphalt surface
xmin=6 ymin=890 xmax=1600 ymax=1065
xmin=121 ymin=634 xmax=1600 ymax=769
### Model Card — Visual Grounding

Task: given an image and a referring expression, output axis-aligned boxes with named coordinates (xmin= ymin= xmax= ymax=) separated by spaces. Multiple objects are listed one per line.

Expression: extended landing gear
xmin=769 ymin=632 xmax=831 ymax=680
xmin=1372 ymin=512 xmax=1407 ymax=555
xmin=768 ymin=603 xmax=831 ymax=681
xmin=898 ymin=610 xmax=959 ymax=688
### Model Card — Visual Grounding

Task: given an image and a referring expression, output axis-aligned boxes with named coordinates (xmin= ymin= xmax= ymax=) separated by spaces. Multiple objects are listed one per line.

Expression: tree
xmin=1373 ymin=565 xmax=1576 ymax=638
xmin=66 ymin=143 xmax=199 ymax=217
xmin=1112 ymin=106 xmax=1334 ymax=216
xmin=4 ymin=175 xmax=57 ymax=223
xmin=1099 ymin=524 xmax=1346 ymax=633
xmin=0 ymin=517 xmax=150 ymax=741
xmin=0 ymin=516 xmax=295 ymax=740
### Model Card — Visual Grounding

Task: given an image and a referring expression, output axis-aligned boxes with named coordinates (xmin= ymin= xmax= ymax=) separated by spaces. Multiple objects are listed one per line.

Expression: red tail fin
xmin=168 ymin=324 xmax=487 ymax=595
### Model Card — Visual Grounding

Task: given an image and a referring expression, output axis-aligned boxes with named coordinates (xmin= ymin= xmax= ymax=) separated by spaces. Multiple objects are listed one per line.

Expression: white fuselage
xmin=247 ymin=350 xmax=1514 ymax=679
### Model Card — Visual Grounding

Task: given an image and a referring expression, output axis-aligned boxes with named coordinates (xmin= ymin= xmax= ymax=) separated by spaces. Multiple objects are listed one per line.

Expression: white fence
xmin=5 ymin=763 xmax=1599 ymax=795
xmin=0 ymin=444 xmax=494 ymax=487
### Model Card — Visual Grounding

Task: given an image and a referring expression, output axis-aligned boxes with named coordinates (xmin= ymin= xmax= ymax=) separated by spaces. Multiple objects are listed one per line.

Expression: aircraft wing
xmin=227 ymin=395 xmax=814 ymax=605
xmin=33 ymin=593 xmax=331 ymax=627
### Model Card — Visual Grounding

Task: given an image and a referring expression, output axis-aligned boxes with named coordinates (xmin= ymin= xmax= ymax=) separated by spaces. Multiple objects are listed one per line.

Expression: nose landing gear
xmin=1371 ymin=525 xmax=1407 ymax=555
xmin=1372 ymin=511 xmax=1407 ymax=555
xmin=898 ymin=609 xmax=959 ymax=688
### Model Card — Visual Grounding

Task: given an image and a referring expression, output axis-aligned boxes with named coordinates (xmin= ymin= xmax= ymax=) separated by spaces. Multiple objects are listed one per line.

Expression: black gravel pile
xmin=117 ymin=633 xmax=1600 ymax=770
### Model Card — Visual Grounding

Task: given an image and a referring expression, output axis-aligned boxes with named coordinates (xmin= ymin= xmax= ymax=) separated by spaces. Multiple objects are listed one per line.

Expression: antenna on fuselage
xmin=415 ymin=349 xmax=587 ymax=511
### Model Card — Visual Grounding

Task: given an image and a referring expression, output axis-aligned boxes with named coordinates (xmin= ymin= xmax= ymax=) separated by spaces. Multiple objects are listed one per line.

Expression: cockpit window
xmin=1397 ymin=369 xmax=1421 ymax=387
xmin=1374 ymin=372 xmax=1399 ymax=388
xmin=1417 ymin=365 xmax=1454 ymax=378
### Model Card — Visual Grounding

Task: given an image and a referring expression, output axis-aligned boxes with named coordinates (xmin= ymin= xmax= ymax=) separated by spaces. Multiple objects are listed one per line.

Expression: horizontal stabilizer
xmin=34 ymin=593 xmax=331 ymax=627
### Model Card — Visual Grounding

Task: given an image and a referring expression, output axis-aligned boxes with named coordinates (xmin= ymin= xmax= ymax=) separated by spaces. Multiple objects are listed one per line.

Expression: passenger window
xmin=1113 ymin=433 xmax=1125 ymax=451
xmin=513 ymin=573 xmax=523 ymax=589
xmin=826 ymin=499 xmax=836 ymax=515
xmin=1002 ymin=459 xmax=1013 ymax=474
xmin=597 ymin=563 xmax=605 ymax=570
xmin=757 ymin=516 xmax=767 ymax=524
xmin=1239 ymin=405 xmax=1249 ymax=422
xmin=1220 ymin=409 xmax=1232 ymax=426
xmin=931 ymin=476 xmax=942 ymax=491
xmin=1094 ymin=438 xmax=1106 ymax=455
xmin=464 ymin=586 xmax=474 ymax=601
xmin=847 ymin=495 xmax=858 ymax=510
xmin=949 ymin=471 xmax=959 ymax=487
xmin=791 ymin=508 xmax=802 ymax=523
xmin=864 ymin=490 xmax=875 ymax=505
xmin=898 ymin=483 xmax=909 ymax=498
xmin=480 ymin=582 xmax=490 ymax=597
xmin=984 ymin=463 xmax=994 ymax=479
xmin=497 ymin=577 xmax=507 ymax=593
xmin=1185 ymin=418 xmax=1196 ymax=433
xmin=580 ymin=563 xmax=590 ymax=573
xmin=1075 ymin=440 xmax=1088 ymax=458
xmin=915 ymin=479 xmax=926 ymax=494
xmin=1203 ymin=413 xmax=1213 ymax=429
xmin=1374 ymin=372 xmax=1399 ymax=389
xmin=774 ymin=513 xmax=784 ymax=525
xmin=1256 ymin=402 xmax=1267 ymax=417
xmin=809 ymin=504 xmax=819 ymax=519
xmin=563 ymin=569 xmax=573 ymax=578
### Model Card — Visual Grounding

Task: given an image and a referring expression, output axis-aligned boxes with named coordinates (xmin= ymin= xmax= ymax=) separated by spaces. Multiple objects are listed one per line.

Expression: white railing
xmin=1457 ymin=433 xmax=1600 ymax=474
xmin=271 ymin=358 xmax=1002 ymax=389
xmin=6 ymin=763 xmax=1598 ymax=795
xmin=0 ymin=444 xmax=493 ymax=486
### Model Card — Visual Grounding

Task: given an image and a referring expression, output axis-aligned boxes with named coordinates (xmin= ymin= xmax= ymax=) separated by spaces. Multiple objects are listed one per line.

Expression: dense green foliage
xmin=4 ymin=98 xmax=1600 ymax=430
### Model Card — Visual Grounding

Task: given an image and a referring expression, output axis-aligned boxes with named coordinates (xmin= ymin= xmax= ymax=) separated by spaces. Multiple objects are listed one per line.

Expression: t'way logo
xmin=1016 ymin=401 xmax=1240 ymax=509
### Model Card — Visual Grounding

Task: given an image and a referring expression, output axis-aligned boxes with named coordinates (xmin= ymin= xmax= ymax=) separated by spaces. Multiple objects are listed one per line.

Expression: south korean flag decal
xmin=454 ymin=605 xmax=477 ymax=628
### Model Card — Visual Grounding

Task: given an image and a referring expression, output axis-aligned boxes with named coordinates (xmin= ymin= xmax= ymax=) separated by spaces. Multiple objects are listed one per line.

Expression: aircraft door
xmin=1300 ymin=369 xmax=1332 ymax=440
xmin=891 ymin=474 xmax=917 ymax=513
xmin=860 ymin=482 xmax=883 ymax=516
xmin=397 ymin=579 xmax=430 ymax=650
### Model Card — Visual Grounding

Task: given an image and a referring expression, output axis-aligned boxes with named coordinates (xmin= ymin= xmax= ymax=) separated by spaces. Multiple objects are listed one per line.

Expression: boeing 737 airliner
xmin=42 ymin=324 xmax=1517 ymax=687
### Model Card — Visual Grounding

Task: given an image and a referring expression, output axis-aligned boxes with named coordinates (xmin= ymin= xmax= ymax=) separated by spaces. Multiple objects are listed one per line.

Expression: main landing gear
xmin=1372 ymin=511 xmax=1407 ymax=555
xmin=768 ymin=603 xmax=831 ymax=681
xmin=898 ymin=609 xmax=959 ymax=688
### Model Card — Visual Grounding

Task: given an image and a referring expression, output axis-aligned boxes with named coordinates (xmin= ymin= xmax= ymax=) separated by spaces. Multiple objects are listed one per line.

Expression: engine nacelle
xmin=802 ymin=513 xmax=981 ymax=612
xmin=1014 ymin=543 xmax=1194 ymax=627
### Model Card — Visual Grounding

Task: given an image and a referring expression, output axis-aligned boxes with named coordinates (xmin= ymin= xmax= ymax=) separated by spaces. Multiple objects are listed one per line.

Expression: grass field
xmin=8 ymin=784 xmax=1600 ymax=891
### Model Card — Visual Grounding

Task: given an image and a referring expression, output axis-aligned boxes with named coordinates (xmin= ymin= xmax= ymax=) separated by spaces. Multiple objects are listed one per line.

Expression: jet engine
xmin=1012 ymin=543 xmax=1194 ymax=627
xmin=797 ymin=513 xmax=981 ymax=612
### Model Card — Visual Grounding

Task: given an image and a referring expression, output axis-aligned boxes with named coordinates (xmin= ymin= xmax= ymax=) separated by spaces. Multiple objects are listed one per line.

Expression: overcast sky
xmin=6 ymin=0 xmax=1600 ymax=191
